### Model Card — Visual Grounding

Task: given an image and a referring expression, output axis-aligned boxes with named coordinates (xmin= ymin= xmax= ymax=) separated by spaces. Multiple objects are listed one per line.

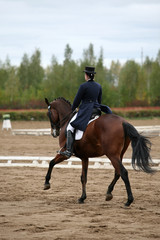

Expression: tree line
xmin=0 ymin=43 xmax=160 ymax=109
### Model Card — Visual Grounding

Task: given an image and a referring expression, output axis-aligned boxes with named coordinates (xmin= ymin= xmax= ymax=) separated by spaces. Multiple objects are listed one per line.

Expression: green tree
xmin=0 ymin=58 xmax=11 ymax=107
xmin=64 ymin=44 xmax=73 ymax=63
xmin=0 ymin=58 xmax=20 ymax=107
xmin=63 ymin=44 xmax=79 ymax=101
xmin=156 ymin=49 xmax=160 ymax=65
xmin=150 ymin=58 xmax=160 ymax=105
xmin=43 ymin=55 xmax=63 ymax=101
xmin=95 ymin=48 xmax=110 ymax=105
xmin=96 ymin=47 xmax=105 ymax=84
xmin=82 ymin=43 xmax=96 ymax=66
xmin=5 ymin=66 xmax=20 ymax=105
xmin=0 ymin=61 xmax=8 ymax=90
xmin=1 ymin=46 xmax=160 ymax=109
xmin=136 ymin=66 xmax=147 ymax=103
xmin=18 ymin=53 xmax=30 ymax=89
xmin=109 ymin=60 xmax=121 ymax=86
xmin=143 ymin=56 xmax=153 ymax=104
xmin=28 ymin=49 xmax=44 ymax=89
xmin=119 ymin=60 xmax=139 ymax=106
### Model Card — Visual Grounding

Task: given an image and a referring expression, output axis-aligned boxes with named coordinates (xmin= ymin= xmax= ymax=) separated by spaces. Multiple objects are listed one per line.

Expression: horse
xmin=44 ymin=97 xmax=154 ymax=206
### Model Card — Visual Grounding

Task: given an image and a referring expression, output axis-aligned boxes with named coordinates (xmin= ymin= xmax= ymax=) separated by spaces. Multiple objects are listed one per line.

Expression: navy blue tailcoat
xmin=71 ymin=79 xmax=112 ymax=131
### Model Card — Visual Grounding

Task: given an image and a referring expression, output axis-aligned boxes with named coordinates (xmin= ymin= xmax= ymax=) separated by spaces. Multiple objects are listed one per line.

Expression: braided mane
xmin=54 ymin=97 xmax=72 ymax=107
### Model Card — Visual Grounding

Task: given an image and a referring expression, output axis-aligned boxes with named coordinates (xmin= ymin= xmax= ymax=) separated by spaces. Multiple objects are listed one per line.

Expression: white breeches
xmin=67 ymin=113 xmax=77 ymax=133
xmin=67 ymin=113 xmax=84 ymax=140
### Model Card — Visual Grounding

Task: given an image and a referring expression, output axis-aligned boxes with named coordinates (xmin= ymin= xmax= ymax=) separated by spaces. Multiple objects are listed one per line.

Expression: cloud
xmin=0 ymin=0 xmax=160 ymax=66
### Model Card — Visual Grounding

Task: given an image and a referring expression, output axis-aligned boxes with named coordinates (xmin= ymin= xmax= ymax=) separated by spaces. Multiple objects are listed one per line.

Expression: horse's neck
xmin=60 ymin=108 xmax=70 ymax=120
xmin=56 ymin=101 xmax=71 ymax=121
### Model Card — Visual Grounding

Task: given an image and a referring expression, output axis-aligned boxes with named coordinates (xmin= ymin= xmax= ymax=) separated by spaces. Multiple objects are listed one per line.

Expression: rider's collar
xmin=88 ymin=79 xmax=94 ymax=82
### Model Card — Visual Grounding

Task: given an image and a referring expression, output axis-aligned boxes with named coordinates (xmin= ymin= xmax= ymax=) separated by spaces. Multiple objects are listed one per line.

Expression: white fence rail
xmin=12 ymin=128 xmax=51 ymax=136
xmin=0 ymin=156 xmax=159 ymax=170
xmin=135 ymin=125 xmax=160 ymax=136
xmin=12 ymin=126 xmax=160 ymax=136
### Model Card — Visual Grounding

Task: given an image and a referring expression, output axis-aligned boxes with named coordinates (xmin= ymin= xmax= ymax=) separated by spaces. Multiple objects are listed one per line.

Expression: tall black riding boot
xmin=60 ymin=130 xmax=75 ymax=158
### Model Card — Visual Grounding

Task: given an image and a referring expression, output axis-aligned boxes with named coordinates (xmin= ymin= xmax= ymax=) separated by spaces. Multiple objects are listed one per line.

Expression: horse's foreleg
xmin=78 ymin=158 xmax=88 ymax=204
xmin=106 ymin=171 xmax=120 ymax=201
xmin=44 ymin=154 xmax=66 ymax=190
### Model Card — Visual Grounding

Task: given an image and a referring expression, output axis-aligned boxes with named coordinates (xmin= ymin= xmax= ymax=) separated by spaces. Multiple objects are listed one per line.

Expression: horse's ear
xmin=45 ymin=98 xmax=50 ymax=106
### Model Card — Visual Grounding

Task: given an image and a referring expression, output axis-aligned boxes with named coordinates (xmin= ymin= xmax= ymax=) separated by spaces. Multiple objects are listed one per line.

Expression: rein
xmin=48 ymin=105 xmax=74 ymax=129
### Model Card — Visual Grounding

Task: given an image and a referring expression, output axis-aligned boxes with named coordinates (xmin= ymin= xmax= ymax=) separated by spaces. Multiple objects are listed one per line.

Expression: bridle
xmin=47 ymin=105 xmax=60 ymax=129
xmin=47 ymin=104 xmax=74 ymax=137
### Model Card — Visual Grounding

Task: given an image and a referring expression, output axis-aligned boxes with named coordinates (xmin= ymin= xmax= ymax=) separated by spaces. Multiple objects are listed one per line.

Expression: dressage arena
xmin=0 ymin=119 xmax=160 ymax=240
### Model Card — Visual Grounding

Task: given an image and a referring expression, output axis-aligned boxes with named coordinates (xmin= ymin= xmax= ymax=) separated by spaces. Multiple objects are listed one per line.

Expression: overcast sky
xmin=0 ymin=0 xmax=160 ymax=67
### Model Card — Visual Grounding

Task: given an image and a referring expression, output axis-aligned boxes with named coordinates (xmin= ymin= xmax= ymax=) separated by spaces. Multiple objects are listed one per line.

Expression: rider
xmin=60 ymin=66 xmax=103 ymax=158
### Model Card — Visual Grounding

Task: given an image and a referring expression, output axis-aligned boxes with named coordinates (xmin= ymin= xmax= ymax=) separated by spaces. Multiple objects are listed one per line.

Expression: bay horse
xmin=44 ymin=97 xmax=154 ymax=206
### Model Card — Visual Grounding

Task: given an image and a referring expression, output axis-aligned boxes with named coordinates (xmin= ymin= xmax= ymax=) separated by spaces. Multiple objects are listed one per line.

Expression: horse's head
xmin=45 ymin=98 xmax=60 ymax=138
xmin=45 ymin=97 xmax=72 ymax=138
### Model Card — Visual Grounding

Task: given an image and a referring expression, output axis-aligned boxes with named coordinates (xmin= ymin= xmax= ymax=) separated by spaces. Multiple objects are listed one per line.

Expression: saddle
xmin=64 ymin=108 xmax=101 ymax=141
xmin=73 ymin=108 xmax=101 ymax=141
xmin=90 ymin=108 xmax=101 ymax=120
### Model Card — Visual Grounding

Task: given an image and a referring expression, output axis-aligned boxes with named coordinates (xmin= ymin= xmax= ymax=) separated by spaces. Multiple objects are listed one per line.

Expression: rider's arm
xmin=72 ymin=84 xmax=84 ymax=111
xmin=98 ymin=85 xmax=102 ymax=104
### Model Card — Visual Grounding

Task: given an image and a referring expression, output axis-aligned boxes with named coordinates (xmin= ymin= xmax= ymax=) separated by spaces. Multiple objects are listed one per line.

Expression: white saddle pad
xmin=75 ymin=115 xmax=99 ymax=140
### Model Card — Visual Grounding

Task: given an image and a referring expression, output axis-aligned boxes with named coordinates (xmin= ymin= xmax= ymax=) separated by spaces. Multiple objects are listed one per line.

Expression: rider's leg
xmin=60 ymin=130 xmax=75 ymax=158
xmin=59 ymin=114 xmax=76 ymax=158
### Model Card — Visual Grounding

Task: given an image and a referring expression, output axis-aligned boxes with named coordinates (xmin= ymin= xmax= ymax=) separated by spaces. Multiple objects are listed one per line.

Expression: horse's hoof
xmin=44 ymin=183 xmax=50 ymax=190
xmin=78 ymin=198 xmax=84 ymax=204
xmin=105 ymin=193 xmax=113 ymax=201
xmin=124 ymin=202 xmax=131 ymax=207
xmin=124 ymin=197 xmax=134 ymax=207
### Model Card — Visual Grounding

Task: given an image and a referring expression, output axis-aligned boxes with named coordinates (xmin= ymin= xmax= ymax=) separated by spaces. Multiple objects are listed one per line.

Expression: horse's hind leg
xmin=119 ymin=137 xmax=133 ymax=206
xmin=119 ymin=161 xmax=134 ymax=206
xmin=78 ymin=158 xmax=88 ymax=204
xmin=108 ymin=156 xmax=134 ymax=206
xmin=106 ymin=171 xmax=120 ymax=201
xmin=106 ymin=142 xmax=129 ymax=201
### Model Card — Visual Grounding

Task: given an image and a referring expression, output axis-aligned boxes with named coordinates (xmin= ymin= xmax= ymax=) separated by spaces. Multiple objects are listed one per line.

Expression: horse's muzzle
xmin=51 ymin=128 xmax=60 ymax=138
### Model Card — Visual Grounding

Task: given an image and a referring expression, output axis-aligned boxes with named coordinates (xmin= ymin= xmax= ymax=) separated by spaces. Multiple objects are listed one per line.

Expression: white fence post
xmin=2 ymin=114 xmax=12 ymax=130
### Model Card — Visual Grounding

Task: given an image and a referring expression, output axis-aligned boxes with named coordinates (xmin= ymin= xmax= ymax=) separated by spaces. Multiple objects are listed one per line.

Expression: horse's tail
xmin=122 ymin=122 xmax=155 ymax=173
